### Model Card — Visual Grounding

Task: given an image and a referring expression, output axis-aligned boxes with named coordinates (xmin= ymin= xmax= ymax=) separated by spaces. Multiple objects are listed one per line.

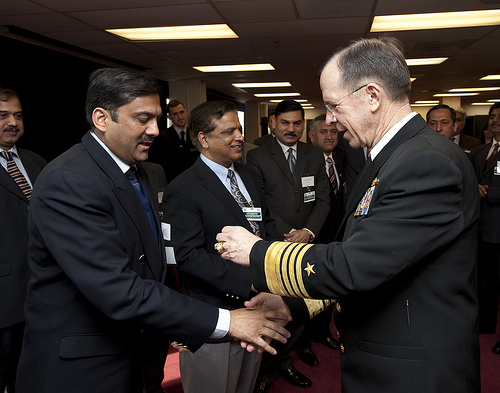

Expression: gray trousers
xmin=179 ymin=340 xmax=262 ymax=393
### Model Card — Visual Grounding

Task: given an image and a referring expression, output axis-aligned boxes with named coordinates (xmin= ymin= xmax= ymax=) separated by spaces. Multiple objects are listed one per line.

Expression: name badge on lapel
xmin=354 ymin=178 xmax=379 ymax=217
xmin=243 ymin=207 xmax=262 ymax=221
xmin=302 ymin=176 xmax=316 ymax=203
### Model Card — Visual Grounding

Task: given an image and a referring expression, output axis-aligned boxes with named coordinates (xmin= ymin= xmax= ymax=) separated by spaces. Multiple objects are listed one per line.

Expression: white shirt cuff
xmin=210 ymin=308 xmax=230 ymax=339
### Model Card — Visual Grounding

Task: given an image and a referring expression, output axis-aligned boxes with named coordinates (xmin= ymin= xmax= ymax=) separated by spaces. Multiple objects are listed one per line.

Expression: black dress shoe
xmin=317 ymin=336 xmax=340 ymax=351
xmin=279 ymin=367 xmax=312 ymax=388
xmin=492 ymin=341 xmax=500 ymax=354
xmin=253 ymin=381 xmax=271 ymax=393
xmin=298 ymin=347 xmax=319 ymax=366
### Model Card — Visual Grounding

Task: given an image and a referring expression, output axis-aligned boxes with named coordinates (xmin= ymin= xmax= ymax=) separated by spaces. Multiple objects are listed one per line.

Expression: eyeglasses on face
xmin=324 ymin=84 xmax=368 ymax=115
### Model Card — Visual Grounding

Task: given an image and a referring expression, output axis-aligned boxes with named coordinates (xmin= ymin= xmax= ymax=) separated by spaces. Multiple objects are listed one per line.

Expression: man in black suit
xmin=454 ymin=107 xmax=481 ymax=152
xmin=469 ymin=102 xmax=500 ymax=352
xmin=0 ymin=87 xmax=46 ymax=393
xmin=163 ymin=100 xmax=277 ymax=393
xmin=148 ymin=99 xmax=198 ymax=182
xmin=15 ymin=68 xmax=290 ymax=393
xmin=254 ymin=111 xmax=275 ymax=146
xmin=218 ymin=36 xmax=480 ymax=393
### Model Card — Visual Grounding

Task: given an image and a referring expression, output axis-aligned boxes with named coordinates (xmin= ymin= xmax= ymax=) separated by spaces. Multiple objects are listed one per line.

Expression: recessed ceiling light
xmin=269 ymin=99 xmax=308 ymax=103
xmin=481 ymin=75 xmax=500 ymax=81
xmin=194 ymin=64 xmax=275 ymax=72
xmin=414 ymin=100 xmax=440 ymax=104
xmin=371 ymin=9 xmax=500 ymax=32
xmin=107 ymin=24 xmax=238 ymax=41
xmin=406 ymin=58 xmax=448 ymax=66
xmin=449 ymin=87 xmax=500 ymax=92
xmin=488 ymin=99 xmax=500 ymax=102
xmin=434 ymin=93 xmax=480 ymax=97
xmin=303 ymin=107 xmax=315 ymax=110
xmin=254 ymin=93 xmax=301 ymax=97
xmin=232 ymin=82 xmax=291 ymax=88
xmin=472 ymin=102 xmax=495 ymax=106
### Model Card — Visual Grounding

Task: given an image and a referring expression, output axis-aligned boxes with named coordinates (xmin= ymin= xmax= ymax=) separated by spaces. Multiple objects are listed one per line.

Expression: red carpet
xmin=162 ymin=314 xmax=500 ymax=392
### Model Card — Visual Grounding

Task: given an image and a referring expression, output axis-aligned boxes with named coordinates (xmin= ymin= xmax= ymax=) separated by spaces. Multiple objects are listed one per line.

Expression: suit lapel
xmin=82 ymin=133 xmax=164 ymax=281
xmin=482 ymin=143 xmax=500 ymax=175
xmin=195 ymin=159 xmax=253 ymax=230
xmin=270 ymin=138 xmax=295 ymax=185
xmin=295 ymin=142 xmax=309 ymax=185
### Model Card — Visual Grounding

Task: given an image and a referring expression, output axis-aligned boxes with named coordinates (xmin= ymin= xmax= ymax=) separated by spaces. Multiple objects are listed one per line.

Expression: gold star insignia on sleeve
xmin=304 ymin=262 xmax=316 ymax=276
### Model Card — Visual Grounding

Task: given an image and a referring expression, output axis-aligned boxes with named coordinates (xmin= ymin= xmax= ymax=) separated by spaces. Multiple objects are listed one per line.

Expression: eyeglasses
xmin=324 ymin=84 xmax=367 ymax=115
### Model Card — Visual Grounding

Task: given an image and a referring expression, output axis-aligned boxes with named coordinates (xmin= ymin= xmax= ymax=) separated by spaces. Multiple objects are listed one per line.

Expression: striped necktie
xmin=326 ymin=156 xmax=338 ymax=195
xmin=1 ymin=150 xmax=32 ymax=199
xmin=287 ymin=147 xmax=296 ymax=180
xmin=485 ymin=143 xmax=499 ymax=170
xmin=227 ymin=169 xmax=261 ymax=237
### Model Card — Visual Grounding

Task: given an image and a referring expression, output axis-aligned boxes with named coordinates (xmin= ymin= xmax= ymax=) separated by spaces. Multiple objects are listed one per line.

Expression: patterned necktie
xmin=125 ymin=166 xmax=159 ymax=241
xmin=227 ymin=169 xmax=261 ymax=237
xmin=287 ymin=147 xmax=296 ymax=180
xmin=326 ymin=157 xmax=338 ymax=195
xmin=485 ymin=143 xmax=499 ymax=170
xmin=1 ymin=150 xmax=32 ymax=199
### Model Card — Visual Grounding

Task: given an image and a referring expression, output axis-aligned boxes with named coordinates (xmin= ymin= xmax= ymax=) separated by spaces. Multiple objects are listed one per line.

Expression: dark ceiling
xmin=2 ymin=0 xmax=500 ymax=108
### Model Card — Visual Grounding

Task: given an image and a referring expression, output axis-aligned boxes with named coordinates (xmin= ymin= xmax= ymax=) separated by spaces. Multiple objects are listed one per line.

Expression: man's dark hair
xmin=426 ymin=104 xmax=457 ymax=123
xmin=85 ymin=68 xmax=161 ymax=128
xmin=275 ymin=100 xmax=304 ymax=119
xmin=0 ymin=87 xmax=20 ymax=103
xmin=166 ymin=100 xmax=185 ymax=115
xmin=188 ymin=100 xmax=238 ymax=151
xmin=323 ymin=36 xmax=411 ymax=104
xmin=489 ymin=102 xmax=500 ymax=116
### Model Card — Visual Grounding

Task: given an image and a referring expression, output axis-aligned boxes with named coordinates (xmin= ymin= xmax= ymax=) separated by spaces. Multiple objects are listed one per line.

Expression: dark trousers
xmin=477 ymin=238 xmax=500 ymax=334
xmin=0 ymin=322 xmax=24 ymax=393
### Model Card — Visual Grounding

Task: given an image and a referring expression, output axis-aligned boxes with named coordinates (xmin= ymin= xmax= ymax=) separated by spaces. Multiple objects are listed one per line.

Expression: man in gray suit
xmin=246 ymin=100 xmax=329 ymax=390
xmin=0 ymin=87 xmax=46 ymax=393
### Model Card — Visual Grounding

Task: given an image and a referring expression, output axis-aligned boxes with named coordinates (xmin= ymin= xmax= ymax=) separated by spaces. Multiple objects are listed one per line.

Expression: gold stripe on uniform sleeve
xmin=304 ymin=299 xmax=334 ymax=319
xmin=264 ymin=241 xmax=314 ymax=298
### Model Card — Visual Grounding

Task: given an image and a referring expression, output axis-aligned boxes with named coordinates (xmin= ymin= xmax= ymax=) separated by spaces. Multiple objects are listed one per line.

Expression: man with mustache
xmin=245 ymin=100 xmax=330 ymax=391
xmin=0 ymin=87 xmax=46 ymax=393
xmin=14 ymin=69 xmax=290 ymax=393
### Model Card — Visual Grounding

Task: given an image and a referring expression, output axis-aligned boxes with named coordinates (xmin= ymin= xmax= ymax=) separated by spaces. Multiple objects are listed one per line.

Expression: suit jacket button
xmin=340 ymin=344 xmax=345 ymax=354
xmin=138 ymin=254 xmax=145 ymax=261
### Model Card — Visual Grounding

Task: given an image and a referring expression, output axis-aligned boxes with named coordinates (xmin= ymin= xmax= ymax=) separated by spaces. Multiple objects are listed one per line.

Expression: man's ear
xmin=366 ymin=83 xmax=381 ymax=113
xmin=198 ymin=132 xmax=209 ymax=149
xmin=92 ymin=107 xmax=110 ymax=133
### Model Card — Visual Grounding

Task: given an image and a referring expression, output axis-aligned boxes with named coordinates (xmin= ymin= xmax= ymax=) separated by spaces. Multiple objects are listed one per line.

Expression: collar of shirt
xmin=173 ymin=126 xmax=187 ymax=138
xmin=0 ymin=145 xmax=19 ymax=158
xmin=276 ymin=139 xmax=298 ymax=156
xmin=369 ymin=112 xmax=417 ymax=160
xmin=452 ymin=134 xmax=461 ymax=145
xmin=90 ymin=131 xmax=131 ymax=174
xmin=200 ymin=153 xmax=252 ymax=201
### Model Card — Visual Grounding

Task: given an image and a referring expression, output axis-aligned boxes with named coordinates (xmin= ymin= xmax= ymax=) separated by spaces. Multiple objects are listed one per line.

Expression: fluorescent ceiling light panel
xmin=371 ymin=9 xmax=500 ymax=32
xmin=194 ymin=64 xmax=274 ymax=72
xmin=107 ymin=24 xmax=238 ymax=41
xmin=303 ymin=107 xmax=315 ymax=110
xmin=411 ymin=104 xmax=439 ymax=107
xmin=254 ymin=93 xmax=301 ymax=97
xmin=434 ymin=93 xmax=479 ymax=97
xmin=270 ymin=99 xmax=307 ymax=103
xmin=488 ymin=99 xmax=500 ymax=102
xmin=414 ymin=100 xmax=440 ymax=104
xmin=406 ymin=58 xmax=447 ymax=66
xmin=472 ymin=102 xmax=495 ymax=106
xmin=449 ymin=87 xmax=500 ymax=92
xmin=481 ymin=75 xmax=500 ymax=80
xmin=233 ymin=82 xmax=291 ymax=88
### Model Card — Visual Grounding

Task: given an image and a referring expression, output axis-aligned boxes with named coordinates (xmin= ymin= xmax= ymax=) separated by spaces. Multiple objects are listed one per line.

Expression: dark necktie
xmin=1 ymin=150 xmax=32 ymax=199
xmin=125 ymin=166 xmax=159 ymax=241
xmin=326 ymin=156 xmax=338 ymax=195
xmin=180 ymin=131 xmax=185 ymax=143
xmin=227 ymin=169 xmax=261 ymax=237
xmin=287 ymin=147 xmax=296 ymax=181
xmin=485 ymin=143 xmax=499 ymax=170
